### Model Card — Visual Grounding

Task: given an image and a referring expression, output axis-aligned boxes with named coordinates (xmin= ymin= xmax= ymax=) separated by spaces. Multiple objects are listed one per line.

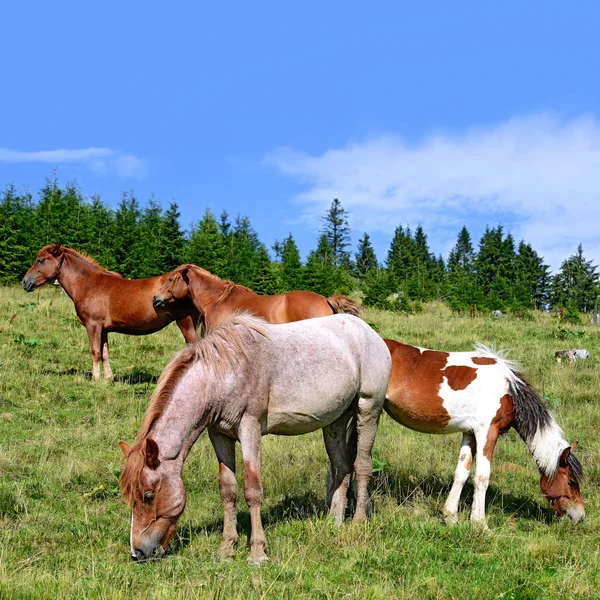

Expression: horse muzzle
xmin=152 ymin=295 xmax=167 ymax=308
xmin=131 ymin=544 xmax=165 ymax=562
xmin=22 ymin=277 xmax=36 ymax=292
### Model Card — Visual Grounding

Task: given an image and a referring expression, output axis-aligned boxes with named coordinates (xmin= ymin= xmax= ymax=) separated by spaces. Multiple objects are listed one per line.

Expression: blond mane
xmin=120 ymin=312 xmax=269 ymax=503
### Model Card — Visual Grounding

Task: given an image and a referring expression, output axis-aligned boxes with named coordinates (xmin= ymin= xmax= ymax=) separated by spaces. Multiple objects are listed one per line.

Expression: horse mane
xmin=474 ymin=344 xmax=582 ymax=482
xmin=182 ymin=264 xmax=254 ymax=301
xmin=60 ymin=246 xmax=123 ymax=277
xmin=120 ymin=312 xmax=269 ymax=504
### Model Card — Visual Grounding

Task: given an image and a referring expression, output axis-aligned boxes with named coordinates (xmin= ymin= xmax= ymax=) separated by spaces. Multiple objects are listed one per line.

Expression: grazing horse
xmin=119 ymin=313 xmax=391 ymax=563
xmin=151 ymin=264 xmax=361 ymax=333
xmin=384 ymin=339 xmax=584 ymax=528
xmin=22 ymin=244 xmax=199 ymax=380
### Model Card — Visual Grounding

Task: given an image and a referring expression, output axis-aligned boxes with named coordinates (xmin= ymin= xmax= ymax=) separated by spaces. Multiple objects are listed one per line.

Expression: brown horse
xmin=22 ymin=244 xmax=199 ymax=380
xmin=151 ymin=264 xmax=361 ymax=333
xmin=383 ymin=339 xmax=584 ymax=528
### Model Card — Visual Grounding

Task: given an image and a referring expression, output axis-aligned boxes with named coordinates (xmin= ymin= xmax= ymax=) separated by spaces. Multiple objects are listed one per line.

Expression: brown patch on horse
xmin=472 ymin=357 xmax=496 ymax=366
xmin=483 ymin=394 xmax=514 ymax=460
xmin=120 ymin=314 xmax=269 ymax=504
xmin=444 ymin=366 xmax=477 ymax=391
xmin=384 ymin=339 xmax=451 ymax=433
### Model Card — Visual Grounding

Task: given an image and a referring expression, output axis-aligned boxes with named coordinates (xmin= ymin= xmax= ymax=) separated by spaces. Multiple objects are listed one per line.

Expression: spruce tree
xmin=321 ymin=198 xmax=351 ymax=267
xmin=113 ymin=192 xmax=143 ymax=278
xmin=354 ymin=233 xmax=378 ymax=278
xmin=446 ymin=226 xmax=480 ymax=310
xmin=0 ymin=185 xmax=33 ymax=282
xmin=253 ymin=244 xmax=281 ymax=294
xmin=303 ymin=234 xmax=337 ymax=296
xmin=160 ymin=202 xmax=185 ymax=272
xmin=552 ymin=244 xmax=600 ymax=313
xmin=280 ymin=233 xmax=303 ymax=291
xmin=187 ymin=208 xmax=228 ymax=277
xmin=229 ymin=215 xmax=260 ymax=287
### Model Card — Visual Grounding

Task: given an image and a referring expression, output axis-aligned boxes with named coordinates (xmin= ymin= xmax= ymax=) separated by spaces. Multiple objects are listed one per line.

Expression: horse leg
xmin=470 ymin=427 xmax=498 ymax=529
xmin=443 ymin=432 xmax=475 ymax=524
xmin=175 ymin=316 xmax=197 ymax=344
xmin=323 ymin=412 xmax=353 ymax=525
xmin=100 ymin=330 xmax=113 ymax=380
xmin=208 ymin=429 xmax=238 ymax=559
xmin=352 ymin=394 xmax=382 ymax=523
xmin=238 ymin=417 xmax=267 ymax=565
xmin=85 ymin=322 xmax=102 ymax=381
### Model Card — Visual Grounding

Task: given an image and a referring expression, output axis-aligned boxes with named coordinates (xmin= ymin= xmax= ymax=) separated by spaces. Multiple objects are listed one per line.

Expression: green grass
xmin=1 ymin=287 xmax=599 ymax=599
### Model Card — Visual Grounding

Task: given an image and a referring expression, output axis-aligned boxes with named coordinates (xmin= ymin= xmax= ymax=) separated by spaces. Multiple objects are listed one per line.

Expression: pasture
xmin=0 ymin=285 xmax=599 ymax=599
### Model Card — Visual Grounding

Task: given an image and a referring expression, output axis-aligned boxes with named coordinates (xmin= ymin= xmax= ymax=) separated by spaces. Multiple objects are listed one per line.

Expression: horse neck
xmin=148 ymin=368 xmax=210 ymax=466
xmin=523 ymin=413 xmax=568 ymax=478
xmin=56 ymin=253 xmax=105 ymax=302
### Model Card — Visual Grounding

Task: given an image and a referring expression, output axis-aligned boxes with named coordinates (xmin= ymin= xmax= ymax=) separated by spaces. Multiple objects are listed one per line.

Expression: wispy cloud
xmin=0 ymin=147 xmax=147 ymax=179
xmin=266 ymin=114 xmax=600 ymax=270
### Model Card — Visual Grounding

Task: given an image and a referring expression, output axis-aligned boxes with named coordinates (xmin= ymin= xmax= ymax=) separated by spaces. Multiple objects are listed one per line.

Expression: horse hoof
xmin=247 ymin=554 xmax=269 ymax=566
xmin=443 ymin=512 xmax=459 ymax=525
xmin=218 ymin=545 xmax=237 ymax=560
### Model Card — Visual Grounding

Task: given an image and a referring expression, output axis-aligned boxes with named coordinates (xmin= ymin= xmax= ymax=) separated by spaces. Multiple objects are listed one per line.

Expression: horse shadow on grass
xmin=113 ymin=370 xmax=159 ymax=385
xmin=371 ymin=469 xmax=555 ymax=524
xmin=39 ymin=368 xmax=159 ymax=385
xmin=170 ymin=490 xmax=326 ymax=554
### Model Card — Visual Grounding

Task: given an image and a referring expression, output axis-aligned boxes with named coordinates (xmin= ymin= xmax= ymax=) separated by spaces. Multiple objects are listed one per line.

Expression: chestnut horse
xmin=152 ymin=264 xmax=361 ymax=333
xmin=384 ymin=339 xmax=584 ymax=528
xmin=22 ymin=244 xmax=199 ymax=380
xmin=119 ymin=313 xmax=391 ymax=563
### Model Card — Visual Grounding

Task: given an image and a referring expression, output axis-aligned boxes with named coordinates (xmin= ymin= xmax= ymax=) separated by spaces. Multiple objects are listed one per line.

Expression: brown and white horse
xmin=384 ymin=339 xmax=584 ymax=528
xmin=151 ymin=264 xmax=360 ymax=333
xmin=22 ymin=244 xmax=199 ymax=380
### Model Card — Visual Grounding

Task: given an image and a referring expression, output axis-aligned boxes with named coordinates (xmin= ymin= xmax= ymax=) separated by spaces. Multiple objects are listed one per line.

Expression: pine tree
xmin=303 ymin=234 xmax=337 ymax=296
xmin=386 ymin=225 xmax=416 ymax=297
xmin=160 ymin=202 xmax=185 ymax=272
xmin=354 ymin=233 xmax=378 ymax=278
xmin=321 ymin=198 xmax=351 ymax=267
xmin=446 ymin=226 xmax=480 ymax=310
xmin=113 ymin=192 xmax=143 ymax=278
xmin=0 ymin=185 xmax=33 ymax=282
xmin=513 ymin=241 xmax=550 ymax=309
xmin=253 ymin=244 xmax=281 ymax=294
xmin=187 ymin=208 xmax=228 ymax=277
xmin=363 ymin=268 xmax=393 ymax=309
xmin=229 ymin=215 xmax=260 ymax=287
xmin=280 ymin=233 xmax=303 ymax=291
xmin=552 ymin=244 xmax=600 ymax=313
xmin=137 ymin=197 xmax=164 ymax=277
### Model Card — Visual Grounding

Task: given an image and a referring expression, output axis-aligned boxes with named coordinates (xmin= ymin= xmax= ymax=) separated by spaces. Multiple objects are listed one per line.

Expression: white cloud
xmin=266 ymin=114 xmax=600 ymax=271
xmin=0 ymin=147 xmax=147 ymax=179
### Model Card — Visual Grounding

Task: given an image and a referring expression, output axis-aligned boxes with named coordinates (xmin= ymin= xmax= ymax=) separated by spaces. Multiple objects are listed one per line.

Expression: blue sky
xmin=1 ymin=1 xmax=599 ymax=271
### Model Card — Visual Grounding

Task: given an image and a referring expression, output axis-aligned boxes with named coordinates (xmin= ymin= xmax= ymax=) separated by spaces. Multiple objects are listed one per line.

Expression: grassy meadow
xmin=0 ymin=285 xmax=599 ymax=599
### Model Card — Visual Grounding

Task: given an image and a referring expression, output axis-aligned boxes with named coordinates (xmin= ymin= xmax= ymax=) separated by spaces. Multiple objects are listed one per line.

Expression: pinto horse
xmin=22 ymin=244 xmax=199 ymax=380
xmin=384 ymin=339 xmax=584 ymax=527
xmin=119 ymin=313 xmax=391 ymax=563
xmin=151 ymin=264 xmax=361 ymax=333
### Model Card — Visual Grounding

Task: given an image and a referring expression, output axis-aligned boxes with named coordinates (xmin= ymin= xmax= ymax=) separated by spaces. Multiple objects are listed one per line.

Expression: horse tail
xmin=327 ymin=296 xmax=362 ymax=317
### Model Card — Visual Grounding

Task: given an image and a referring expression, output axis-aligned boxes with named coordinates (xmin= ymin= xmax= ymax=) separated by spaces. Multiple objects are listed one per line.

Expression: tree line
xmin=1 ymin=179 xmax=599 ymax=317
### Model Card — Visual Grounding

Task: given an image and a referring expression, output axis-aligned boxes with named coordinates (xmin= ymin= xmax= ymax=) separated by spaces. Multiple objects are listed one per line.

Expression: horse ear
xmin=559 ymin=445 xmax=572 ymax=466
xmin=118 ymin=441 xmax=131 ymax=457
xmin=144 ymin=438 xmax=161 ymax=469
xmin=571 ymin=441 xmax=579 ymax=450
xmin=49 ymin=243 xmax=62 ymax=256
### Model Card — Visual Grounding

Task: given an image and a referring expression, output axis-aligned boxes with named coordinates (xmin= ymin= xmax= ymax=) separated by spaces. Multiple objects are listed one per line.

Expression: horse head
xmin=119 ymin=439 xmax=186 ymax=561
xmin=153 ymin=266 xmax=191 ymax=309
xmin=22 ymin=244 xmax=64 ymax=291
xmin=540 ymin=442 xmax=584 ymax=522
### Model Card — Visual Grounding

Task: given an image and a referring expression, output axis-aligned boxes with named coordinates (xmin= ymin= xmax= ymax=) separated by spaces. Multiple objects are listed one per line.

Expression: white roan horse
xmin=120 ymin=313 xmax=391 ymax=563
xmin=384 ymin=339 xmax=584 ymax=528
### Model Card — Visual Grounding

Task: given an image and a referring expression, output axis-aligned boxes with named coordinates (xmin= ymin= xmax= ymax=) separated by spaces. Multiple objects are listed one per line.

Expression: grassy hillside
xmin=0 ymin=286 xmax=598 ymax=599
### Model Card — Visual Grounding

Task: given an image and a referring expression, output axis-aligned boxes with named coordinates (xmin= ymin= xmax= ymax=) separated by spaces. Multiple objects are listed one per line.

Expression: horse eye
xmin=143 ymin=490 xmax=155 ymax=503
xmin=38 ymin=258 xmax=45 ymax=264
